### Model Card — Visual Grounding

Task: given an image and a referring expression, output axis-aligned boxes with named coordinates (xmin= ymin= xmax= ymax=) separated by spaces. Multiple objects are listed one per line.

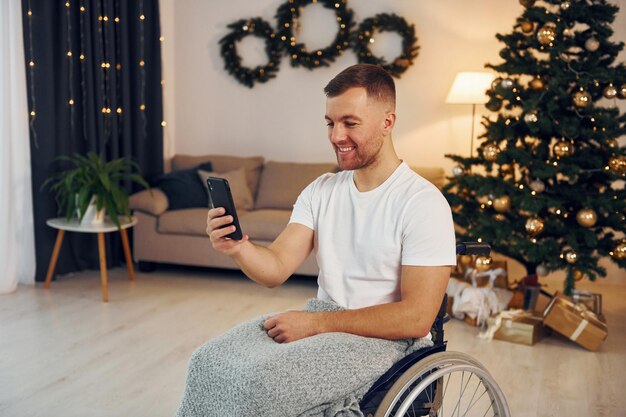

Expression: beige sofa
xmin=129 ymin=154 xmax=446 ymax=276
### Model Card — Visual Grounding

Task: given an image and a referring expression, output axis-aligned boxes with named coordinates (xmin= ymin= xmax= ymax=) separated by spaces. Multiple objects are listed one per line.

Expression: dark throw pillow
xmin=155 ymin=162 xmax=213 ymax=210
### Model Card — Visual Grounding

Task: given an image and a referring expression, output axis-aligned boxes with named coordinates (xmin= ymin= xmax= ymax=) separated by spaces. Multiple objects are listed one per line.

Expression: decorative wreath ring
xmin=219 ymin=18 xmax=282 ymax=88
xmin=352 ymin=13 xmax=419 ymax=78
xmin=275 ymin=0 xmax=354 ymax=69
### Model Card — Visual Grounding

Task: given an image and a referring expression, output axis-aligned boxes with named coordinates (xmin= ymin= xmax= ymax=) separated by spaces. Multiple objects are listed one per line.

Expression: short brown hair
xmin=323 ymin=64 xmax=395 ymax=106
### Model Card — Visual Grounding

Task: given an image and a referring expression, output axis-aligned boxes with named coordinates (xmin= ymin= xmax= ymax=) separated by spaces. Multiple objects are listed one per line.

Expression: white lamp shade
xmin=445 ymin=72 xmax=495 ymax=104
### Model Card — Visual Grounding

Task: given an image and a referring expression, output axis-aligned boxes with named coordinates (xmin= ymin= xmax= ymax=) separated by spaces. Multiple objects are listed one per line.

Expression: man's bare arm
xmin=264 ymin=265 xmax=451 ymax=342
xmin=207 ymin=207 xmax=314 ymax=288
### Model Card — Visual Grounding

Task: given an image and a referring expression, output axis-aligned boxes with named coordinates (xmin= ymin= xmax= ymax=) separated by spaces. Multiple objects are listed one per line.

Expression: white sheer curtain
xmin=0 ymin=0 xmax=36 ymax=293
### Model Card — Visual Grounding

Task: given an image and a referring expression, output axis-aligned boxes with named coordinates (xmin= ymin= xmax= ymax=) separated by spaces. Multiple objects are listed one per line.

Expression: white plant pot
xmin=77 ymin=195 xmax=106 ymax=225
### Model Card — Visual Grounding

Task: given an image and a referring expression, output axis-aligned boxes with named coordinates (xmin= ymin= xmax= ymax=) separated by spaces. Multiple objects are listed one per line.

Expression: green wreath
xmin=352 ymin=13 xmax=419 ymax=78
xmin=219 ymin=18 xmax=282 ymax=88
xmin=275 ymin=0 xmax=354 ymax=69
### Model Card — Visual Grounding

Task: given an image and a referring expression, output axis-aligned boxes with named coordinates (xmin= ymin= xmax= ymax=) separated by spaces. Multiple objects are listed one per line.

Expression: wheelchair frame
xmin=358 ymin=243 xmax=510 ymax=417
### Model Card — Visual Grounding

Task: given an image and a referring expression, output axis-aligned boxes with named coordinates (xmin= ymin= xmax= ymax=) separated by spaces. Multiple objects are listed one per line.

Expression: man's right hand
xmin=206 ymin=207 xmax=248 ymax=256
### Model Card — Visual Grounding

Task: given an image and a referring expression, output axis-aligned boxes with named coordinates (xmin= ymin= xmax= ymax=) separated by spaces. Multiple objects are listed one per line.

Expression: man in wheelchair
xmin=176 ymin=65 xmax=508 ymax=417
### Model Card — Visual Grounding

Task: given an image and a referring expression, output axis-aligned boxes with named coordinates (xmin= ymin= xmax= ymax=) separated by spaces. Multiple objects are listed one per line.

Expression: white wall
xmin=160 ymin=0 xmax=626 ymax=173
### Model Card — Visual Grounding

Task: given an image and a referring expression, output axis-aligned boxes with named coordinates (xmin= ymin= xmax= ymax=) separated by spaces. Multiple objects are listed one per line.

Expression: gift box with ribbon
xmin=543 ymin=293 xmax=608 ymax=351
xmin=571 ymin=289 xmax=602 ymax=316
xmin=480 ymin=310 xmax=546 ymax=345
xmin=464 ymin=260 xmax=509 ymax=289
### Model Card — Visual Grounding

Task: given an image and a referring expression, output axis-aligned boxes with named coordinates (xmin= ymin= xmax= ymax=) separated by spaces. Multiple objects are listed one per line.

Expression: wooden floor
xmin=1 ymin=263 xmax=625 ymax=417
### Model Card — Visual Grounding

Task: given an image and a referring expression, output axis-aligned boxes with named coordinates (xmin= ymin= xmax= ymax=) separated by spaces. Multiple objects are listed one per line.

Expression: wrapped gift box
xmin=471 ymin=260 xmax=508 ymax=288
xmin=571 ymin=290 xmax=602 ymax=315
xmin=487 ymin=311 xmax=545 ymax=345
xmin=453 ymin=258 xmax=508 ymax=289
xmin=543 ymin=294 xmax=608 ymax=351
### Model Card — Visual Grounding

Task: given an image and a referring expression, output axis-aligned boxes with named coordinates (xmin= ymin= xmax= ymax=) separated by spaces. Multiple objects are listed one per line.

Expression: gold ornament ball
xmin=529 ymin=77 xmax=545 ymax=90
xmin=585 ymin=37 xmax=600 ymax=52
xmin=530 ymin=179 xmax=546 ymax=193
xmin=608 ymin=156 xmax=626 ymax=174
xmin=606 ymin=138 xmax=618 ymax=150
xmin=611 ymin=242 xmax=626 ymax=260
xmin=521 ymin=20 xmax=534 ymax=34
xmin=525 ymin=217 xmax=545 ymax=236
xmin=524 ymin=111 xmax=539 ymax=124
xmin=564 ymin=251 xmax=578 ymax=264
xmin=537 ymin=23 xmax=557 ymax=46
xmin=519 ymin=0 xmax=536 ymax=7
xmin=483 ymin=143 xmax=500 ymax=162
xmin=603 ymin=84 xmax=618 ymax=99
xmin=460 ymin=255 xmax=473 ymax=266
xmin=493 ymin=195 xmax=512 ymax=213
xmin=576 ymin=209 xmax=598 ymax=228
xmin=620 ymin=84 xmax=626 ymax=99
xmin=561 ymin=1 xmax=571 ymax=10
xmin=553 ymin=140 xmax=575 ymax=158
xmin=476 ymin=195 xmax=490 ymax=204
xmin=573 ymin=90 xmax=592 ymax=107
xmin=474 ymin=256 xmax=493 ymax=272
xmin=574 ymin=270 xmax=584 ymax=281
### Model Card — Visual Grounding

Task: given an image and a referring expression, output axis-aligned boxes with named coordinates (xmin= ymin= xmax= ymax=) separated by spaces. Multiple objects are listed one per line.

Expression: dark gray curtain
xmin=23 ymin=0 xmax=164 ymax=281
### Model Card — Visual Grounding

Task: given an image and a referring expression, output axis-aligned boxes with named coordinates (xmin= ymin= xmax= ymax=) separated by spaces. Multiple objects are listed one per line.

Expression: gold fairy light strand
xmin=139 ymin=0 xmax=147 ymax=139
xmin=101 ymin=0 xmax=113 ymax=141
xmin=114 ymin=0 xmax=123 ymax=124
xmin=66 ymin=0 xmax=76 ymax=133
xmin=79 ymin=0 xmax=89 ymax=141
xmin=26 ymin=0 xmax=39 ymax=148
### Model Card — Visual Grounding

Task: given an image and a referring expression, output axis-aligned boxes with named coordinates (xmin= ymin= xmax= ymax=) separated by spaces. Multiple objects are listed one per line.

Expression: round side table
xmin=44 ymin=216 xmax=138 ymax=302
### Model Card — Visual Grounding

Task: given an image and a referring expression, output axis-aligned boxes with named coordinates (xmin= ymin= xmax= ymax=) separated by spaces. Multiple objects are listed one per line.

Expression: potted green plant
xmin=42 ymin=152 xmax=150 ymax=227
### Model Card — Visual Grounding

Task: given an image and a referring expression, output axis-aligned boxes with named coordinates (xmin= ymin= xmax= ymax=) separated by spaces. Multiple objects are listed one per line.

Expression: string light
xmin=79 ymin=0 xmax=89 ymax=140
xmin=66 ymin=1 xmax=75 ymax=131
xmin=139 ymin=0 xmax=147 ymax=138
xmin=26 ymin=0 xmax=154 ymax=146
xmin=26 ymin=0 xmax=38 ymax=147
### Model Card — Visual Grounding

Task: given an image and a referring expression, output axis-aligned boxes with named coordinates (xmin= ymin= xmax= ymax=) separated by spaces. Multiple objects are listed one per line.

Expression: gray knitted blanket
xmin=175 ymin=298 xmax=432 ymax=417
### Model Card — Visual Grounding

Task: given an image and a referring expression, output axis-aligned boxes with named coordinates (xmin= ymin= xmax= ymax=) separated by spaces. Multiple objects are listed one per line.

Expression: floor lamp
xmin=445 ymin=72 xmax=495 ymax=158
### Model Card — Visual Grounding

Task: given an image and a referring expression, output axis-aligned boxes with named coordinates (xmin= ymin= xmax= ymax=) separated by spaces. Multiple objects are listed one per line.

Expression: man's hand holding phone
xmin=206 ymin=207 xmax=248 ymax=256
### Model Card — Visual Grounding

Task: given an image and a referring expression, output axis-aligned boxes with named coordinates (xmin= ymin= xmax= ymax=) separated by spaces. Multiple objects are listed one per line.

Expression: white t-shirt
xmin=289 ymin=162 xmax=457 ymax=309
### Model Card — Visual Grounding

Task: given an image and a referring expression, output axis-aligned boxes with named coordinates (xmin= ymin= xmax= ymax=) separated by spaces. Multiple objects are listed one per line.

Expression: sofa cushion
xmin=255 ymin=161 xmax=337 ymax=210
xmin=197 ymin=167 xmax=254 ymax=210
xmin=129 ymin=188 xmax=169 ymax=216
xmin=157 ymin=208 xmax=288 ymax=241
xmin=154 ymin=162 xmax=213 ymax=210
xmin=411 ymin=166 xmax=445 ymax=189
xmin=238 ymin=209 xmax=291 ymax=241
xmin=158 ymin=208 xmax=213 ymax=237
xmin=172 ymin=154 xmax=264 ymax=198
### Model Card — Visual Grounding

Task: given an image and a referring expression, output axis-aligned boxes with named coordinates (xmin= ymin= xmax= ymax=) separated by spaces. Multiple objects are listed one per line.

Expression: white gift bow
xmin=465 ymin=267 xmax=507 ymax=288
xmin=478 ymin=309 xmax=528 ymax=341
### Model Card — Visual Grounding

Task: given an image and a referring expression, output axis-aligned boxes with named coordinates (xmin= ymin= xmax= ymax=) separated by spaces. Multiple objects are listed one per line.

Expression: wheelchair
xmin=358 ymin=242 xmax=511 ymax=417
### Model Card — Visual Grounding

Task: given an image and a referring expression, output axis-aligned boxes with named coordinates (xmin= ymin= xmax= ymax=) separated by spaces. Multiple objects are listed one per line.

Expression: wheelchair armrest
xmin=456 ymin=242 xmax=491 ymax=256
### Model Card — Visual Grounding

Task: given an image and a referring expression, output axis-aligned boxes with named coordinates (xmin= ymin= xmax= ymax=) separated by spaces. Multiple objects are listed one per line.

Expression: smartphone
xmin=206 ymin=177 xmax=243 ymax=240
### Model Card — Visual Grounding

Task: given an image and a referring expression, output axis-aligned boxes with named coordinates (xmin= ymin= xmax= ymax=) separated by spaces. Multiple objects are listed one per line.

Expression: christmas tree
xmin=444 ymin=0 xmax=626 ymax=294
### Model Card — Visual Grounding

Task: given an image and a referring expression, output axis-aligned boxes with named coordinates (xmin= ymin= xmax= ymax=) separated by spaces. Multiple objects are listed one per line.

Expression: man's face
xmin=325 ymin=87 xmax=392 ymax=171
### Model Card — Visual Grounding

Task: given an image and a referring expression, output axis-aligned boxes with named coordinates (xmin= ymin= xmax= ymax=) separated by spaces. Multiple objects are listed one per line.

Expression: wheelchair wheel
xmin=373 ymin=351 xmax=510 ymax=417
